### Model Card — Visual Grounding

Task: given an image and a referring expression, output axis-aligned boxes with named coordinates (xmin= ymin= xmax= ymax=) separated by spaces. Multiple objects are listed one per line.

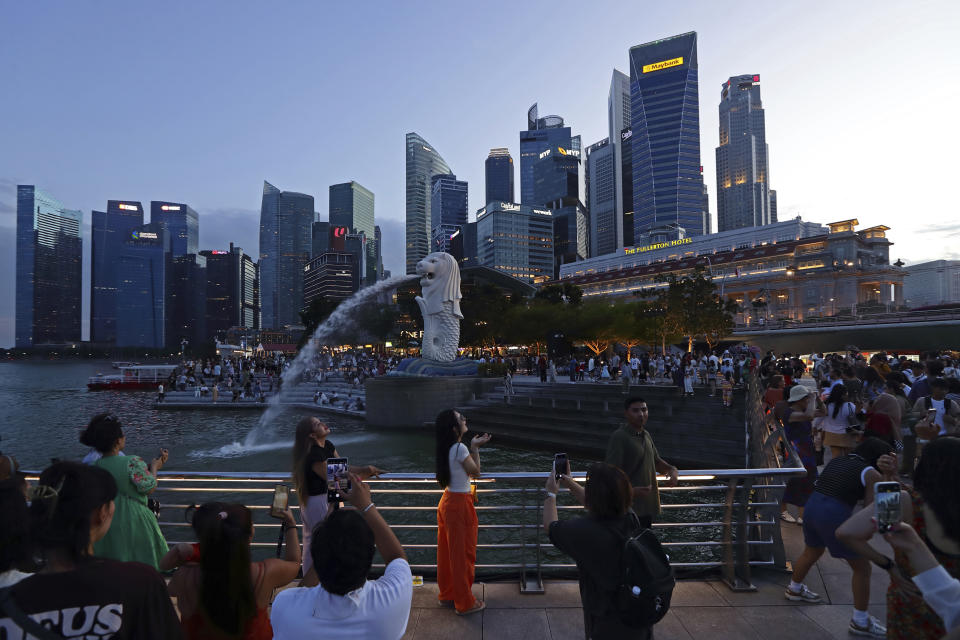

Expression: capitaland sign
xmin=642 ymin=56 xmax=684 ymax=73
xmin=623 ymin=237 xmax=692 ymax=254
xmin=499 ymin=203 xmax=521 ymax=211
xmin=117 ymin=203 xmax=138 ymax=211
xmin=160 ymin=204 xmax=181 ymax=211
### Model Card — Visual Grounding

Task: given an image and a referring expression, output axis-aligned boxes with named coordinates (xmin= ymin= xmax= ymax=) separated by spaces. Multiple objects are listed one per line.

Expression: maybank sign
xmin=642 ymin=57 xmax=684 ymax=73
xmin=624 ymin=237 xmax=692 ymax=255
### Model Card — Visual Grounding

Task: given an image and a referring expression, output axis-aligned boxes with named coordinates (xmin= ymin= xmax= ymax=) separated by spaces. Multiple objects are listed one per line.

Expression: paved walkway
xmin=396 ymin=520 xmax=892 ymax=640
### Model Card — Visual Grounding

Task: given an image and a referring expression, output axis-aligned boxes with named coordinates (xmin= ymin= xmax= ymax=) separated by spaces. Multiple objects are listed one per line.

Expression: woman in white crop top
xmin=433 ymin=409 xmax=491 ymax=616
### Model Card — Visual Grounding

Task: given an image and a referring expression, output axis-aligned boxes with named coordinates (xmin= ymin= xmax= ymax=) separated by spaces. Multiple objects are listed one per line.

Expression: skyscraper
xmin=430 ymin=173 xmax=468 ymax=253
xmin=201 ymin=243 xmax=260 ymax=341
xmin=533 ymin=148 xmax=587 ymax=275
xmin=150 ymin=201 xmax=198 ymax=257
xmin=629 ymin=32 xmax=705 ymax=240
xmin=716 ymin=74 xmax=773 ymax=231
xmin=91 ymin=200 xmax=145 ymax=343
xmin=258 ymin=181 xmax=314 ymax=329
xmin=769 ymin=189 xmax=778 ymax=222
xmin=329 ymin=181 xmax=377 ymax=285
xmin=586 ymin=138 xmax=616 ymax=257
xmin=406 ymin=132 xmax=451 ymax=274
xmin=609 ymin=70 xmax=632 ymax=249
xmin=476 ymin=202 xmax=553 ymax=284
xmin=116 ymin=223 xmax=170 ymax=348
xmin=485 ymin=148 xmax=514 ymax=204
xmin=374 ymin=225 xmax=383 ymax=281
xmin=519 ymin=104 xmax=580 ymax=205
xmin=170 ymin=254 xmax=207 ymax=351
xmin=15 ymin=185 xmax=82 ymax=347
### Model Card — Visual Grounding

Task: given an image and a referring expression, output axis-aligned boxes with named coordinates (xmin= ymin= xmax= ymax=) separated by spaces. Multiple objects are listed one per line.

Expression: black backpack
xmin=608 ymin=513 xmax=676 ymax=627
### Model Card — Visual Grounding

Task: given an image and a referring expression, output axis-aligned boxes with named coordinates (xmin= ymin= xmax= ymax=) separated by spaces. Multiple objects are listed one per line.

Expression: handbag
xmin=0 ymin=587 xmax=66 ymax=640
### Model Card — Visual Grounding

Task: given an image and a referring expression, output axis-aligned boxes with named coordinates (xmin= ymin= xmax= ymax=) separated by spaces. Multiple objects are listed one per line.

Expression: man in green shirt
xmin=605 ymin=396 xmax=679 ymax=529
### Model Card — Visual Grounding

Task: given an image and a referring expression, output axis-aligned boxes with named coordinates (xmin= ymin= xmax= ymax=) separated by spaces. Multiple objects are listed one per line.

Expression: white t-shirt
xmin=447 ymin=443 xmax=471 ymax=493
xmin=820 ymin=402 xmax=856 ymax=435
xmin=271 ymin=558 xmax=413 ymax=640
xmin=930 ymin=398 xmax=948 ymax=434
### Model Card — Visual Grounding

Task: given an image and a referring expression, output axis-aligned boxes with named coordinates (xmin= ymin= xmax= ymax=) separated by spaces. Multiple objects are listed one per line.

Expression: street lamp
xmin=702 ymin=255 xmax=725 ymax=299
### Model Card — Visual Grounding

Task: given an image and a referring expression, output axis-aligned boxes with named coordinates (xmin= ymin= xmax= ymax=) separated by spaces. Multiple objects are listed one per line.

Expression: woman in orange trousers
xmin=434 ymin=409 xmax=490 ymax=615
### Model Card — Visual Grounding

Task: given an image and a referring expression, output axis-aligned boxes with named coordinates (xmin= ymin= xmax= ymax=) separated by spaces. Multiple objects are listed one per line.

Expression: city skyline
xmin=2 ymin=1 xmax=958 ymax=346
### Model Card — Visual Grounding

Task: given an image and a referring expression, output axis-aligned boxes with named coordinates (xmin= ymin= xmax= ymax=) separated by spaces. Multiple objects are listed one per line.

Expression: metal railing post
xmin=519 ymin=485 xmax=544 ymax=593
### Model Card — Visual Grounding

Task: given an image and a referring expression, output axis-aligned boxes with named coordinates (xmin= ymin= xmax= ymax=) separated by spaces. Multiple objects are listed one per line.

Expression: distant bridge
xmin=731 ymin=309 xmax=960 ymax=352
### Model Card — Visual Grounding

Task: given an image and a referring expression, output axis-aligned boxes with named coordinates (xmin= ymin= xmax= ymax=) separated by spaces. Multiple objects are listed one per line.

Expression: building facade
xmin=629 ymin=32 xmax=706 ymax=240
xmin=586 ymin=138 xmax=617 ymax=257
xmin=449 ymin=221 xmax=478 ymax=267
xmin=903 ymin=260 xmax=960 ymax=308
xmin=91 ymin=200 xmax=145 ymax=343
xmin=15 ymin=185 xmax=83 ymax=347
xmin=533 ymin=149 xmax=587 ymax=274
xmin=609 ymin=70 xmax=632 ymax=250
xmin=170 ymin=254 xmax=207 ymax=351
xmin=150 ymin=201 xmax=198 ymax=256
xmin=329 ymin=181 xmax=376 ymax=285
xmin=485 ymin=148 xmax=514 ymax=204
xmin=259 ymin=181 xmax=313 ymax=329
xmin=476 ymin=201 xmax=554 ymax=284
xmin=406 ymin=132 xmax=452 ymax=275
xmin=430 ymin=173 xmax=468 ymax=253
xmin=116 ymin=224 xmax=170 ymax=348
xmin=557 ymin=218 xmax=903 ymax=323
xmin=303 ymin=252 xmax=358 ymax=305
xmin=201 ymin=244 xmax=260 ymax=342
xmin=520 ymin=104 xmax=581 ymax=206
xmin=715 ymin=74 xmax=774 ymax=232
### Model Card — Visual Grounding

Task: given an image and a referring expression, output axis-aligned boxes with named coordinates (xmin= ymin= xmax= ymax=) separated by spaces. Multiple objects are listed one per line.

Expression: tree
xmin=610 ymin=299 xmax=659 ymax=356
xmin=570 ymin=300 xmax=619 ymax=357
xmin=298 ymin=296 xmax=343 ymax=347
xmin=534 ymin=282 xmax=583 ymax=305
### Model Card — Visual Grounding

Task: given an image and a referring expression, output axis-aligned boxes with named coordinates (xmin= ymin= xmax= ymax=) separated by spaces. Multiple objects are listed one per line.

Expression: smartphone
xmin=927 ymin=408 xmax=938 ymax=421
xmin=326 ymin=457 xmax=350 ymax=503
xmin=874 ymin=481 xmax=901 ymax=533
xmin=553 ymin=453 xmax=568 ymax=482
xmin=270 ymin=484 xmax=289 ymax=519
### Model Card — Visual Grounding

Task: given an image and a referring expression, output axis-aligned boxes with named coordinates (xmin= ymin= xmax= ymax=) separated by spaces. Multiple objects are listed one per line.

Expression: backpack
xmin=608 ymin=513 xmax=676 ymax=627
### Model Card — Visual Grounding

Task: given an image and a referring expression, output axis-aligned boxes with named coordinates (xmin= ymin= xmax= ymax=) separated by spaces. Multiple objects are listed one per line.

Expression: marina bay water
xmin=0 ymin=360 xmax=565 ymax=475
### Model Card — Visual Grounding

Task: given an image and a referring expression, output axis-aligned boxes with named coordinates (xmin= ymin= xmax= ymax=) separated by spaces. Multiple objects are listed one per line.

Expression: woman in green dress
xmin=79 ymin=413 xmax=169 ymax=569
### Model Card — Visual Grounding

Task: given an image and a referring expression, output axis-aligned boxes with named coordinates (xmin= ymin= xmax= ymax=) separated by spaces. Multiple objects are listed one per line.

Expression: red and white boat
xmin=87 ymin=365 xmax=178 ymax=391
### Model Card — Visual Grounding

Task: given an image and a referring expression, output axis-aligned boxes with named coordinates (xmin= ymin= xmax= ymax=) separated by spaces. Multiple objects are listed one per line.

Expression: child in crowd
xmin=720 ymin=371 xmax=734 ymax=407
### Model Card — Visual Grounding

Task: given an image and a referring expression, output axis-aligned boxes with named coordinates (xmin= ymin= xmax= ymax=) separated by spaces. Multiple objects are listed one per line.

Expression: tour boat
xmin=111 ymin=361 xmax=140 ymax=369
xmin=87 ymin=365 xmax=178 ymax=391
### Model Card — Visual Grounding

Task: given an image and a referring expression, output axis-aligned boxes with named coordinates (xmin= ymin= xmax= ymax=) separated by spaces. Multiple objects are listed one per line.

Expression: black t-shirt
xmin=1 ymin=558 xmax=182 ymax=639
xmin=304 ymin=441 xmax=336 ymax=496
xmin=549 ymin=515 xmax=651 ymax=639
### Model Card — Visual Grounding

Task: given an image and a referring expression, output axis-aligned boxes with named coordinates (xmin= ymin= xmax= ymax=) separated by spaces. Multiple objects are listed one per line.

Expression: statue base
xmin=389 ymin=357 xmax=479 ymax=377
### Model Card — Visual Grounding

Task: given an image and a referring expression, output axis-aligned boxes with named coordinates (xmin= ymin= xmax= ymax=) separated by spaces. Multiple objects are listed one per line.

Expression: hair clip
xmin=218 ymin=511 xmax=228 ymax=520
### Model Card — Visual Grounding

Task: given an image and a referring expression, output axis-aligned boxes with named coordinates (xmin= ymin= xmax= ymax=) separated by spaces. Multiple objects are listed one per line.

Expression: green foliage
xmin=641 ymin=267 xmax=737 ymax=350
xmin=534 ymin=282 xmax=583 ymax=305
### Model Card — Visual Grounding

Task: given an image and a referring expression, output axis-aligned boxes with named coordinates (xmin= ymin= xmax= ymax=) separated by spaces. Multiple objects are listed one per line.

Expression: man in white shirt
xmin=271 ymin=473 xmax=412 ymax=639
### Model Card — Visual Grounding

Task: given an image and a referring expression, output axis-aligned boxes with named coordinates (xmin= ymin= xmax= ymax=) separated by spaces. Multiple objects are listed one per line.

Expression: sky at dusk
xmin=2 ymin=0 xmax=958 ymax=347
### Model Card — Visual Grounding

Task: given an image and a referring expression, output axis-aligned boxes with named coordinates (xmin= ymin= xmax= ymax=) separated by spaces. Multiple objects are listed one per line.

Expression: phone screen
xmin=874 ymin=482 xmax=901 ymax=533
xmin=270 ymin=485 xmax=289 ymax=518
xmin=554 ymin=453 xmax=567 ymax=482
xmin=326 ymin=457 xmax=350 ymax=503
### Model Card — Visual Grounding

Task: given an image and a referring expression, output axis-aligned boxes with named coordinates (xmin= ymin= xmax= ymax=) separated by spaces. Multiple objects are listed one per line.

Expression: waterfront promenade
xmin=384 ymin=521 xmax=890 ymax=640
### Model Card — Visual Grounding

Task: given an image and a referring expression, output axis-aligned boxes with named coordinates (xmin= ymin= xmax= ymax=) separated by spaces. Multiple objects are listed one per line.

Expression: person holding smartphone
xmin=291 ymin=417 xmax=385 ymax=577
xmin=433 ymin=409 xmax=490 ymax=616
xmin=837 ymin=436 xmax=960 ymax=639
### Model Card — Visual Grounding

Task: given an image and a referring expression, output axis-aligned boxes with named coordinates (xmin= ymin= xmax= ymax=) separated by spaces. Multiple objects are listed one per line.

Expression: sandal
xmin=456 ymin=599 xmax=485 ymax=616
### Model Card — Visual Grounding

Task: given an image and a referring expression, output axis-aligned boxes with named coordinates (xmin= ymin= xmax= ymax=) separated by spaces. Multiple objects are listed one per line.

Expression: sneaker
xmin=784 ymin=584 xmax=821 ymax=603
xmin=849 ymin=616 xmax=886 ymax=637
xmin=781 ymin=511 xmax=798 ymax=524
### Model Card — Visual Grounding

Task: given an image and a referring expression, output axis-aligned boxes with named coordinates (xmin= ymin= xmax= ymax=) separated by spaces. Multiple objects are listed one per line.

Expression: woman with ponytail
xmin=0 ymin=461 xmax=181 ymax=639
xmin=166 ymin=502 xmax=301 ymax=639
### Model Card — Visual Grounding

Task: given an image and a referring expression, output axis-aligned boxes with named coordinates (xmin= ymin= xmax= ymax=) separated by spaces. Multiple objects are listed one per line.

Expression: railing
xmin=733 ymin=308 xmax=960 ymax=331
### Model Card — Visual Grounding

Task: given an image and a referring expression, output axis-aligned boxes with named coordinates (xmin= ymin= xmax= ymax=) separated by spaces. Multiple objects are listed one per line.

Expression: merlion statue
xmin=415 ymin=252 xmax=463 ymax=362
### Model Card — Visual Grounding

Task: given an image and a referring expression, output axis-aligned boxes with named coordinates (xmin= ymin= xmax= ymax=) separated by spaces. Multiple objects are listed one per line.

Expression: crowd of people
xmin=759 ymin=349 xmax=960 ymax=639
xmin=1 ymin=349 xmax=959 ymax=639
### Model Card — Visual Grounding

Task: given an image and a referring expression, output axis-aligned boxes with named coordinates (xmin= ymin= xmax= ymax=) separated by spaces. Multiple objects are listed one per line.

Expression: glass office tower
xmin=170 ymin=254 xmax=207 ymax=351
xmin=91 ymin=200 xmax=145 ymax=343
xmin=608 ymin=70 xmax=632 ymax=250
xmin=485 ymin=148 xmax=514 ymax=204
xmin=116 ymin=224 xmax=170 ymax=348
xmin=519 ymin=104 xmax=580 ymax=205
xmin=430 ymin=173 xmax=468 ymax=253
xmin=259 ymin=181 xmax=314 ymax=329
xmin=716 ymin=74 xmax=774 ymax=231
xmin=201 ymin=243 xmax=260 ymax=342
xmin=476 ymin=202 xmax=554 ymax=284
xmin=620 ymin=127 xmax=635 ymax=247
xmin=150 ymin=201 xmax=198 ymax=257
xmin=533 ymin=149 xmax=587 ymax=276
xmin=406 ymin=132 xmax=451 ymax=274
xmin=629 ymin=32 xmax=706 ymax=240
xmin=586 ymin=138 xmax=616 ymax=257
xmin=329 ymin=181 xmax=377 ymax=285
xmin=15 ymin=185 xmax=82 ymax=347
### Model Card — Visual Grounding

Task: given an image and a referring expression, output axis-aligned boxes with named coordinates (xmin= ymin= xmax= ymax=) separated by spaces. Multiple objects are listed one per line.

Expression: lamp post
xmin=702 ymin=256 xmax=725 ymax=299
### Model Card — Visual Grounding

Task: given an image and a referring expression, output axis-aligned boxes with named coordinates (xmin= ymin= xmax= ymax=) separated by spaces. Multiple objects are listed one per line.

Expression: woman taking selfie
xmin=291 ymin=417 xmax=384 ymax=576
xmin=0 ymin=462 xmax=180 ymax=639
xmin=166 ymin=502 xmax=301 ymax=639
xmin=433 ymin=409 xmax=490 ymax=615
xmin=80 ymin=412 xmax=170 ymax=568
